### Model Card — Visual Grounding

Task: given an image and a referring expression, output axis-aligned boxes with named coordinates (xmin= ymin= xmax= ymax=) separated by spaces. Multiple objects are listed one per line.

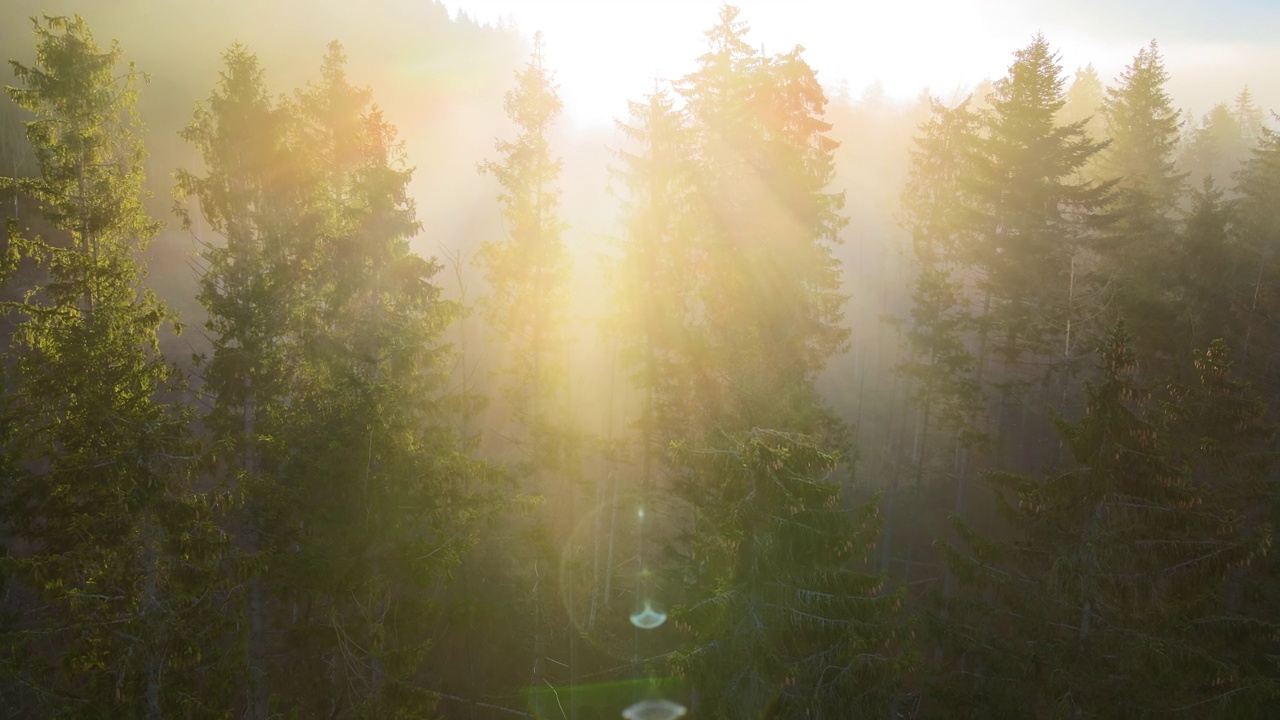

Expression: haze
xmin=445 ymin=0 xmax=1280 ymax=124
xmin=2 ymin=2 xmax=1279 ymax=718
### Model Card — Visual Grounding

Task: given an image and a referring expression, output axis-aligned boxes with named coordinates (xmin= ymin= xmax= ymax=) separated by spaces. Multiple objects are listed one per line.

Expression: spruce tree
xmin=174 ymin=44 xmax=305 ymax=719
xmin=967 ymin=34 xmax=1111 ymax=461
xmin=475 ymin=31 xmax=571 ymax=694
xmin=1232 ymin=122 xmax=1280 ymax=398
xmin=932 ymin=324 xmax=1273 ymax=717
xmin=1172 ymin=178 xmax=1244 ymax=369
xmin=677 ymin=5 xmax=848 ymax=439
xmin=278 ymin=43 xmax=493 ymax=717
xmin=663 ymin=8 xmax=906 ymax=716
xmin=1180 ymin=102 xmax=1252 ymax=193
xmin=1097 ymin=41 xmax=1185 ymax=362
xmin=613 ymin=84 xmax=695 ymax=485
xmin=1060 ymin=63 xmax=1106 ymax=156
xmin=976 ymin=35 xmax=1110 ymax=370
xmin=896 ymin=97 xmax=985 ymax=585
xmin=1233 ymin=88 xmax=1267 ymax=150
xmin=476 ymin=31 xmax=569 ymax=472
xmin=671 ymin=431 xmax=908 ymax=719
xmin=0 ymin=15 xmax=233 ymax=717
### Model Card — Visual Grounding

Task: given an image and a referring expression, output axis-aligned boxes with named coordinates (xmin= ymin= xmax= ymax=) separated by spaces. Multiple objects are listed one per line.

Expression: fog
xmin=2 ymin=2 xmax=1278 ymax=717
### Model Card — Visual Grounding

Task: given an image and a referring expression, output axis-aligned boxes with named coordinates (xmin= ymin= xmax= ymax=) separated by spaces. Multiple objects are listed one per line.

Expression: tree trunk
xmin=244 ymin=381 xmax=269 ymax=720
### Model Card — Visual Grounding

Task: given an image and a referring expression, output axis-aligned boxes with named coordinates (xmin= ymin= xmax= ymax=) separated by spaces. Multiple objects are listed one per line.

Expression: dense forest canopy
xmin=0 ymin=2 xmax=1278 ymax=718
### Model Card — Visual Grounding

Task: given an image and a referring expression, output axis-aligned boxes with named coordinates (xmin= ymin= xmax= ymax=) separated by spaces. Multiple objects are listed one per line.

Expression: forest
xmin=0 ymin=1 xmax=1278 ymax=718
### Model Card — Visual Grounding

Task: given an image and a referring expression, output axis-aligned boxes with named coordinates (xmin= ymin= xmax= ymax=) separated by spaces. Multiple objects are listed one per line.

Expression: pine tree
xmin=1232 ymin=122 xmax=1280 ymax=399
xmin=476 ymin=31 xmax=569 ymax=472
xmin=0 ymin=15 xmax=233 ymax=717
xmin=677 ymin=5 xmax=849 ymax=439
xmin=1180 ymin=102 xmax=1252 ymax=193
xmin=174 ymin=44 xmax=306 ymax=719
xmin=932 ymin=324 xmax=1273 ymax=717
xmin=276 ymin=43 xmax=494 ymax=717
xmin=670 ymin=430 xmax=908 ymax=719
xmin=1097 ymin=41 xmax=1185 ymax=362
xmin=969 ymin=34 xmax=1110 ymax=446
xmin=612 ymin=84 xmax=695 ymax=485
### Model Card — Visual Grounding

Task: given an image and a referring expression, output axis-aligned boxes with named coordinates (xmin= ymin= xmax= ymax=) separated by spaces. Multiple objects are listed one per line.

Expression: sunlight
xmin=439 ymin=0 xmax=1005 ymax=125
xmin=3 ymin=0 xmax=1279 ymax=715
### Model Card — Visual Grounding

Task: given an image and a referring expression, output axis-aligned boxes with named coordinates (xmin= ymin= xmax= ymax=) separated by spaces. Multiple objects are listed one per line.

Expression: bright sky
xmin=440 ymin=0 xmax=1280 ymax=127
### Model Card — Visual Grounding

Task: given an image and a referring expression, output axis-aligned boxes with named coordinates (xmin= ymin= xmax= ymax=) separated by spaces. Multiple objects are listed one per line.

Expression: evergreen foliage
xmin=0 ymin=15 xmax=234 ymax=717
xmin=1097 ymin=42 xmax=1186 ymax=362
xmin=612 ymin=85 xmax=695 ymax=480
xmin=477 ymin=31 xmax=569 ymax=472
xmin=0 ymin=5 xmax=1276 ymax=719
xmin=973 ymin=35 xmax=1111 ymax=372
xmin=933 ymin=324 xmax=1275 ymax=717
xmin=670 ymin=430 xmax=908 ymax=719
xmin=676 ymin=5 xmax=849 ymax=440
xmin=1232 ymin=122 xmax=1280 ymax=398
xmin=1060 ymin=63 xmax=1106 ymax=159
xmin=174 ymin=44 xmax=304 ymax=718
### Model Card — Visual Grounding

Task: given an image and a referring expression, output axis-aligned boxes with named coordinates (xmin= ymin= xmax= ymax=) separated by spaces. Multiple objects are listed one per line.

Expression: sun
xmin=439 ymin=0 xmax=1014 ymax=127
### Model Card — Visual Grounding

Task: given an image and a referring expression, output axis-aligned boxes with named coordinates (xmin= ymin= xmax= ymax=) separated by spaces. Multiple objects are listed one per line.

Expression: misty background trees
xmin=0 ymin=2 xmax=1278 ymax=718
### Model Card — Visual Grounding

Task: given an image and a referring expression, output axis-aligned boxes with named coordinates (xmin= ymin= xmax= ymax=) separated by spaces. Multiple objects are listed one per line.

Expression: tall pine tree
xmin=175 ymin=44 xmax=307 ymax=719
xmin=277 ymin=43 xmax=494 ymax=717
xmin=676 ymin=5 xmax=849 ymax=440
xmin=933 ymin=324 xmax=1273 ymax=717
xmin=477 ymin=31 xmax=569 ymax=473
xmin=1 ymin=15 xmax=233 ymax=717
xmin=1097 ymin=41 xmax=1185 ymax=363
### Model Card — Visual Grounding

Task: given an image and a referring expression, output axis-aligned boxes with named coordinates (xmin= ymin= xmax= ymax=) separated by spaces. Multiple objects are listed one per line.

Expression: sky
xmin=439 ymin=0 xmax=1280 ymax=127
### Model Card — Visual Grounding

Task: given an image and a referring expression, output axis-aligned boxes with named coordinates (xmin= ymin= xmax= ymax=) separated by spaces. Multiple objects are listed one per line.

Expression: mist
xmin=1 ymin=2 xmax=1278 ymax=718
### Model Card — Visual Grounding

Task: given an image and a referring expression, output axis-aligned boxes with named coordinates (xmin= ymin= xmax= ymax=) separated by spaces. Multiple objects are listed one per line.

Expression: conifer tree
xmin=613 ymin=85 xmax=694 ymax=485
xmin=1060 ymin=63 xmax=1106 ymax=155
xmin=477 ymin=31 xmax=569 ymax=472
xmin=969 ymin=34 xmax=1110 ymax=440
xmin=276 ymin=43 xmax=493 ymax=717
xmin=1097 ymin=41 xmax=1185 ymax=362
xmin=677 ymin=5 xmax=848 ymax=440
xmin=1167 ymin=343 xmax=1280 ymax=714
xmin=1173 ymin=178 xmax=1243 ymax=368
xmin=1233 ymin=87 xmax=1267 ymax=149
xmin=661 ymin=8 xmax=907 ymax=716
xmin=932 ymin=324 xmax=1273 ymax=717
xmin=977 ymin=34 xmax=1111 ymax=371
xmin=175 ymin=44 xmax=305 ymax=719
xmin=1100 ymin=43 xmax=1183 ymax=210
xmin=896 ymin=97 xmax=984 ymax=581
xmin=671 ymin=431 xmax=908 ymax=719
xmin=1181 ymin=102 xmax=1252 ymax=193
xmin=1232 ymin=121 xmax=1280 ymax=396
xmin=0 ymin=15 xmax=233 ymax=716
xmin=475 ymin=31 xmax=570 ymax=694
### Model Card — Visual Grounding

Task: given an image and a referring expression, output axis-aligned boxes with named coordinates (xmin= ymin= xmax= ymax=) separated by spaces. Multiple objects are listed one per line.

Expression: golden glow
xmin=440 ymin=0 xmax=1009 ymax=125
xmin=440 ymin=0 xmax=1280 ymax=129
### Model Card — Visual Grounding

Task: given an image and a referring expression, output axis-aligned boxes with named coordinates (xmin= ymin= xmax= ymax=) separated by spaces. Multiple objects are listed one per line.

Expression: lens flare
xmin=622 ymin=698 xmax=687 ymax=720
xmin=628 ymin=601 xmax=667 ymax=630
